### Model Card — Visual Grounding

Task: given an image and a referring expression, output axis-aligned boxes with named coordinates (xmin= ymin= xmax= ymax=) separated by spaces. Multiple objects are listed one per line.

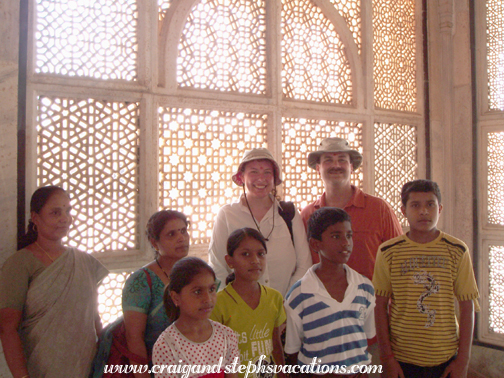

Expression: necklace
xmin=243 ymin=192 xmax=274 ymax=241
xmin=35 ymin=242 xmax=56 ymax=262
xmin=155 ymin=258 xmax=170 ymax=279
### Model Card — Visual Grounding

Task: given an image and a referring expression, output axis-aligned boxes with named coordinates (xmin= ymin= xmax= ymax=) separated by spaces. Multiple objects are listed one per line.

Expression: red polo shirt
xmin=300 ymin=186 xmax=403 ymax=280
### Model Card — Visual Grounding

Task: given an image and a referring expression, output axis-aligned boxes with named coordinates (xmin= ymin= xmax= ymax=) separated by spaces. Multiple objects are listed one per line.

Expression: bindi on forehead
xmin=244 ymin=160 xmax=274 ymax=170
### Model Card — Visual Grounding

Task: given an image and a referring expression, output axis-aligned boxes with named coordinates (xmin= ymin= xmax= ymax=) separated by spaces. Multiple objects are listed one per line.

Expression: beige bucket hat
xmin=307 ymin=137 xmax=363 ymax=170
xmin=232 ymin=148 xmax=282 ymax=186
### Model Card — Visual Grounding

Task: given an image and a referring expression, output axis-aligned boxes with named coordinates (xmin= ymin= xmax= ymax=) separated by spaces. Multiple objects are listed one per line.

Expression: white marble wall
xmin=0 ymin=0 xmax=19 ymax=376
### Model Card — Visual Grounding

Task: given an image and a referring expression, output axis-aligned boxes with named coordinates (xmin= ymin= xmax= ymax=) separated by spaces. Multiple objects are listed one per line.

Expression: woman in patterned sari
xmin=0 ymin=186 xmax=108 ymax=378
xmin=122 ymin=210 xmax=190 ymax=378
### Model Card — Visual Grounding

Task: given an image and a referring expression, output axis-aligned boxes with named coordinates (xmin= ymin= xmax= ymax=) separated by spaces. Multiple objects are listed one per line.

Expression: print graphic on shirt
xmin=412 ymin=270 xmax=440 ymax=328
xmin=236 ymin=324 xmax=273 ymax=362
xmin=401 ymin=255 xmax=447 ymax=275
xmin=358 ymin=306 xmax=366 ymax=320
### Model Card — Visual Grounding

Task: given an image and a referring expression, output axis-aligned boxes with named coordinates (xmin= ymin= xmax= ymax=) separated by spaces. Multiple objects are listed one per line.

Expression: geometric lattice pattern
xmin=282 ymin=118 xmax=363 ymax=211
xmin=158 ymin=107 xmax=267 ymax=245
xmin=35 ymin=0 xmax=137 ymax=80
xmin=177 ymin=0 xmax=266 ymax=94
xmin=489 ymin=245 xmax=504 ymax=334
xmin=328 ymin=0 xmax=362 ymax=52
xmin=487 ymin=132 xmax=504 ymax=225
xmin=98 ymin=271 xmax=131 ymax=326
xmin=31 ymin=2 xmax=422 ymax=324
xmin=282 ymin=0 xmax=353 ymax=104
xmin=374 ymin=123 xmax=418 ymax=226
xmin=37 ymin=97 xmax=140 ymax=253
xmin=486 ymin=0 xmax=504 ymax=111
xmin=159 ymin=0 xmax=172 ymax=21
xmin=373 ymin=0 xmax=417 ymax=112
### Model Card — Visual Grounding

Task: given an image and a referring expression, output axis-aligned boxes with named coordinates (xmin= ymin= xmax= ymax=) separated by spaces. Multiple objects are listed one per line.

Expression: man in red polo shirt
xmin=300 ymin=137 xmax=403 ymax=281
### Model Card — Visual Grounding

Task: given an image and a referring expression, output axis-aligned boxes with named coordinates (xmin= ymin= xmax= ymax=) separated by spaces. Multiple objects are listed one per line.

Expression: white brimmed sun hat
xmin=307 ymin=137 xmax=363 ymax=170
xmin=232 ymin=148 xmax=282 ymax=186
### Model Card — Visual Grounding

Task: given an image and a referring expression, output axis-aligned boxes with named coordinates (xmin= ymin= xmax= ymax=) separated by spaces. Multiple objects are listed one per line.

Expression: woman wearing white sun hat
xmin=208 ymin=148 xmax=312 ymax=297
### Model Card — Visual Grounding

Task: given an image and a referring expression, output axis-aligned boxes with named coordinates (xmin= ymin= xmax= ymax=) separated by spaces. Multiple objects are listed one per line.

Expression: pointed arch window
xmin=27 ymin=0 xmax=422 ymax=323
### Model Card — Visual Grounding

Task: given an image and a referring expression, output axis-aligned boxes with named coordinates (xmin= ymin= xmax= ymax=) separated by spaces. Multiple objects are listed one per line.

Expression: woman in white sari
xmin=0 ymin=186 xmax=108 ymax=378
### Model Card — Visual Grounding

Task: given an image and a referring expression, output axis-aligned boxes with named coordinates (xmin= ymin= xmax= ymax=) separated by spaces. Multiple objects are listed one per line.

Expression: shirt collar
xmin=315 ymin=185 xmax=365 ymax=209
xmin=313 ymin=193 xmax=326 ymax=210
xmin=237 ymin=193 xmax=280 ymax=213
xmin=238 ymin=193 xmax=280 ymax=205
xmin=348 ymin=185 xmax=365 ymax=208
xmin=301 ymin=264 xmax=351 ymax=296
xmin=300 ymin=264 xmax=322 ymax=293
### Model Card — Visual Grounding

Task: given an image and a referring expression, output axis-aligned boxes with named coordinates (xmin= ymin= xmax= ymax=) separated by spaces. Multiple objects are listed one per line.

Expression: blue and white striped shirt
xmin=285 ymin=264 xmax=376 ymax=369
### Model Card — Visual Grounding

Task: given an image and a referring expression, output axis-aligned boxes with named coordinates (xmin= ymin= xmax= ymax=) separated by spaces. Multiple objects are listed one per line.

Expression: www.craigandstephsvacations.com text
xmin=104 ymin=356 xmax=383 ymax=377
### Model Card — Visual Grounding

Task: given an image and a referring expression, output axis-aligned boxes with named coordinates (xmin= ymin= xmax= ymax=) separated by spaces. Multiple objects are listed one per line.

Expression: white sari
xmin=19 ymin=248 xmax=108 ymax=378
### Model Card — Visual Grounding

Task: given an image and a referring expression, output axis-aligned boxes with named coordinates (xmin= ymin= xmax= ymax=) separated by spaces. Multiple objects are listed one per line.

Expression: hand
xmin=440 ymin=357 xmax=468 ymax=378
xmin=382 ymin=357 xmax=405 ymax=378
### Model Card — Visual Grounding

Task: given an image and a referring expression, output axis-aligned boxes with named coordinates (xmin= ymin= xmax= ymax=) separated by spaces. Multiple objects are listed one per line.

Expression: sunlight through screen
xmin=35 ymin=0 xmax=138 ymax=80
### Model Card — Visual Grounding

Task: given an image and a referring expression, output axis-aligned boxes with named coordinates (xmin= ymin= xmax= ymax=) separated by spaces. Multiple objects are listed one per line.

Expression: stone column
xmin=0 ymin=0 xmax=20 ymax=376
xmin=428 ymin=0 xmax=473 ymax=245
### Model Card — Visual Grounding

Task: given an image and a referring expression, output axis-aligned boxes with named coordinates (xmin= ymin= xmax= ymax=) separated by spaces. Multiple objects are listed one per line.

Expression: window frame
xmin=474 ymin=0 xmax=504 ymax=348
xmin=21 ymin=0 xmax=425 ymax=277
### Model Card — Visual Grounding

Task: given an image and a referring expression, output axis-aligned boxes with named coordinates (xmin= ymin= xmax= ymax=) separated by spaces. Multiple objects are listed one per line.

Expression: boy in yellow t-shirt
xmin=373 ymin=179 xmax=480 ymax=378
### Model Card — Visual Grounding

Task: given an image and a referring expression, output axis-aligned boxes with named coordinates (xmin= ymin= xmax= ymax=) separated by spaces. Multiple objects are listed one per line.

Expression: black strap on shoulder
xmin=278 ymin=201 xmax=295 ymax=244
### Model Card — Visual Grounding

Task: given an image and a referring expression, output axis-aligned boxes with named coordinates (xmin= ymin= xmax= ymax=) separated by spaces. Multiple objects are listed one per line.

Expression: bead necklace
xmin=155 ymin=257 xmax=170 ymax=279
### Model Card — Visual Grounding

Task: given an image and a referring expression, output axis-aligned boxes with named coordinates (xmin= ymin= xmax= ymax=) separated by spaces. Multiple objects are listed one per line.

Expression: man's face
xmin=316 ymin=152 xmax=353 ymax=187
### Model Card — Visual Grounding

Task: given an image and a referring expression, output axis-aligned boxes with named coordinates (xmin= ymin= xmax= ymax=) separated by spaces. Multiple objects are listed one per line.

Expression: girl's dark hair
xmin=163 ymin=257 xmax=216 ymax=322
xmin=146 ymin=210 xmax=188 ymax=256
xmin=307 ymin=207 xmax=351 ymax=241
xmin=225 ymin=228 xmax=267 ymax=284
xmin=19 ymin=186 xmax=68 ymax=249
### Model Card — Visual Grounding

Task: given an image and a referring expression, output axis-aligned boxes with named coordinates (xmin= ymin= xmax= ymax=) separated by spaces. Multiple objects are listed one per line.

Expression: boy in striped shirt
xmin=285 ymin=208 xmax=376 ymax=377
xmin=373 ymin=179 xmax=480 ymax=378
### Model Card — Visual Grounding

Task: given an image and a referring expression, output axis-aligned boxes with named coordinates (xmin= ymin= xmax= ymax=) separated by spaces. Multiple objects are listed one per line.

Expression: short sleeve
xmin=363 ymin=306 xmax=376 ymax=339
xmin=224 ymin=325 xmax=240 ymax=367
xmin=0 ymin=250 xmax=45 ymax=311
xmin=372 ymin=249 xmax=392 ymax=298
xmin=81 ymin=251 xmax=109 ymax=285
xmin=454 ymin=249 xmax=480 ymax=310
xmin=363 ymin=281 xmax=376 ymax=339
xmin=122 ymin=269 xmax=152 ymax=314
xmin=91 ymin=256 xmax=108 ymax=285
xmin=284 ymin=294 xmax=303 ymax=354
xmin=152 ymin=328 xmax=177 ymax=378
